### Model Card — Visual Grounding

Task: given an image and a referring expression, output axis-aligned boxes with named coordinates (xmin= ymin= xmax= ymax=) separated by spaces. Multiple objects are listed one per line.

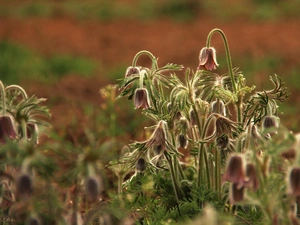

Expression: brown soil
xmin=1 ymin=16 xmax=300 ymax=134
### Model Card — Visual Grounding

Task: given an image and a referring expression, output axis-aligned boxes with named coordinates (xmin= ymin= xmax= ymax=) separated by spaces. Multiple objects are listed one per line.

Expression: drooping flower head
xmin=244 ymin=163 xmax=259 ymax=191
xmin=134 ymin=88 xmax=151 ymax=109
xmin=146 ymin=121 xmax=167 ymax=155
xmin=288 ymin=167 xmax=300 ymax=197
xmin=197 ymin=47 xmax=219 ymax=71
xmin=136 ymin=158 xmax=147 ymax=172
xmin=223 ymin=154 xmax=247 ymax=188
xmin=230 ymin=183 xmax=245 ymax=203
xmin=0 ymin=116 xmax=17 ymax=144
xmin=125 ymin=66 xmax=140 ymax=77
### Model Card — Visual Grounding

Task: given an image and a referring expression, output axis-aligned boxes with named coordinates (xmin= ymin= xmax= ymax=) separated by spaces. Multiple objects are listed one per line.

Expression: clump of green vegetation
xmin=0 ymin=41 xmax=97 ymax=84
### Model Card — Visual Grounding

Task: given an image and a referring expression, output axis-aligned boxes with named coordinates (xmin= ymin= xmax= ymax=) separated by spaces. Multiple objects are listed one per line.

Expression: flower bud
xmin=85 ymin=176 xmax=101 ymax=203
xmin=197 ymin=47 xmax=219 ymax=71
xmin=244 ymin=163 xmax=259 ymax=191
xmin=211 ymin=100 xmax=226 ymax=116
xmin=189 ymin=109 xmax=197 ymax=126
xmin=0 ymin=116 xmax=17 ymax=143
xmin=136 ymin=158 xmax=147 ymax=172
xmin=223 ymin=154 xmax=246 ymax=188
xmin=178 ymin=134 xmax=188 ymax=149
xmin=146 ymin=121 xmax=166 ymax=154
xmin=288 ymin=167 xmax=300 ymax=197
xmin=27 ymin=217 xmax=41 ymax=225
xmin=125 ymin=66 xmax=140 ymax=77
xmin=230 ymin=183 xmax=245 ymax=203
xmin=16 ymin=172 xmax=33 ymax=198
xmin=262 ymin=116 xmax=278 ymax=129
xmin=134 ymin=88 xmax=150 ymax=109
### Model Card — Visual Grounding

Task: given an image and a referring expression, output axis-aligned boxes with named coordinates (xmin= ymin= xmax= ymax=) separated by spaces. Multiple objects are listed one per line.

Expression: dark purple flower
xmin=288 ymin=167 xmax=300 ymax=197
xmin=223 ymin=155 xmax=246 ymax=188
xmin=16 ymin=172 xmax=33 ymax=198
xmin=134 ymin=88 xmax=150 ymax=109
xmin=244 ymin=163 xmax=259 ymax=191
xmin=197 ymin=47 xmax=219 ymax=71
xmin=85 ymin=176 xmax=101 ymax=203
xmin=136 ymin=158 xmax=147 ymax=172
xmin=125 ymin=66 xmax=140 ymax=77
xmin=230 ymin=183 xmax=245 ymax=203
xmin=0 ymin=116 xmax=17 ymax=143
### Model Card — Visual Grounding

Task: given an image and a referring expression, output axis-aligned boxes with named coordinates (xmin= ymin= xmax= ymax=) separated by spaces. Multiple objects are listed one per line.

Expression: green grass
xmin=0 ymin=41 xmax=97 ymax=84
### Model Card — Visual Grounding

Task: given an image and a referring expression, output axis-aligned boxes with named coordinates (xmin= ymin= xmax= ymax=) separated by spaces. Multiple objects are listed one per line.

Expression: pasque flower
xmin=223 ymin=154 xmax=247 ymax=189
xmin=197 ymin=47 xmax=219 ymax=71
xmin=134 ymin=88 xmax=150 ymax=109
xmin=288 ymin=167 xmax=300 ymax=197
xmin=146 ymin=121 xmax=166 ymax=155
xmin=0 ymin=116 xmax=17 ymax=143
xmin=125 ymin=66 xmax=140 ymax=77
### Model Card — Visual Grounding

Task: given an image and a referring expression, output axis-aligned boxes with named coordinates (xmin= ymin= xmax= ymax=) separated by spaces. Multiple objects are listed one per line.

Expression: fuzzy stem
xmin=197 ymin=114 xmax=214 ymax=188
xmin=166 ymin=153 xmax=182 ymax=201
xmin=5 ymin=85 xmax=28 ymax=99
xmin=0 ymin=81 xmax=6 ymax=115
xmin=132 ymin=50 xmax=158 ymax=70
xmin=206 ymin=28 xmax=237 ymax=95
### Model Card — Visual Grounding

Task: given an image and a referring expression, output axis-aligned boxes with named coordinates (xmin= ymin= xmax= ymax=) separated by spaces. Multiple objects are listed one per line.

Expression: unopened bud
xmin=178 ymin=134 xmax=188 ymax=149
xmin=85 ymin=176 xmax=101 ymax=203
xmin=27 ymin=217 xmax=41 ymax=225
xmin=189 ymin=109 xmax=197 ymax=126
xmin=244 ymin=163 xmax=259 ymax=191
xmin=16 ymin=173 xmax=33 ymax=198
xmin=262 ymin=116 xmax=278 ymax=129
xmin=288 ymin=167 xmax=300 ymax=197
xmin=136 ymin=158 xmax=147 ymax=172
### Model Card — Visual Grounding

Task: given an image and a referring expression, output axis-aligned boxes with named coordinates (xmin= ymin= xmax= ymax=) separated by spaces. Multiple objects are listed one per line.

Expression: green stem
xmin=0 ymin=81 xmax=6 ymax=115
xmin=21 ymin=118 xmax=27 ymax=141
xmin=206 ymin=28 xmax=237 ymax=95
xmin=166 ymin=153 xmax=182 ymax=201
xmin=117 ymin=175 xmax=124 ymax=194
xmin=196 ymin=114 xmax=214 ymax=188
xmin=132 ymin=50 xmax=158 ymax=71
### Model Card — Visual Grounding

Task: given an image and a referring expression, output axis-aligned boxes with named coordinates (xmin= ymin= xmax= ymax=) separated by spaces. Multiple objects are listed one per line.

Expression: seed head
xmin=125 ymin=66 xmax=140 ymax=77
xmin=197 ymin=47 xmax=219 ymax=71
xmin=134 ymin=88 xmax=150 ymax=109
xmin=223 ymin=154 xmax=246 ymax=188
xmin=0 ymin=116 xmax=17 ymax=143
